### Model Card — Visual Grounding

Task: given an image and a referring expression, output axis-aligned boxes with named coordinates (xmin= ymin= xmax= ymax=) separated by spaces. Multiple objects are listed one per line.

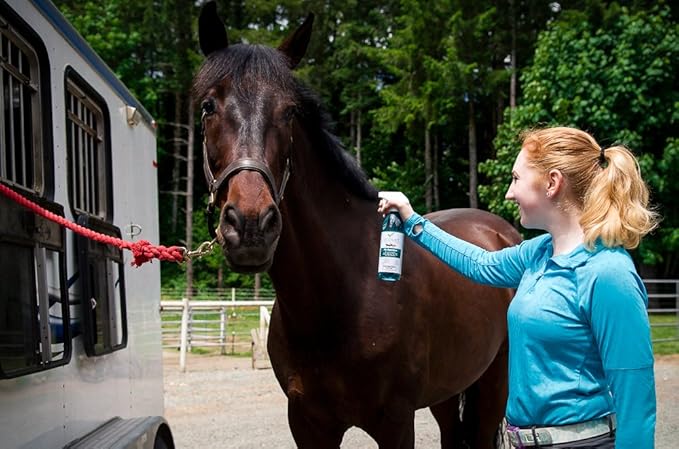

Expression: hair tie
xmin=598 ymin=147 xmax=607 ymax=167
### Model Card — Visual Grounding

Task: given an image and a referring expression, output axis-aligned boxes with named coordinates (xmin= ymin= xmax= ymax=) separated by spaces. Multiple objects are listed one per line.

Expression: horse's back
xmin=425 ymin=208 xmax=522 ymax=250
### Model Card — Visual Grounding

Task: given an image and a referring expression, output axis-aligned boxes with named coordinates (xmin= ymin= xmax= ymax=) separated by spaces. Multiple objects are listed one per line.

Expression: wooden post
xmin=259 ymin=306 xmax=268 ymax=349
xmin=179 ymin=297 xmax=189 ymax=372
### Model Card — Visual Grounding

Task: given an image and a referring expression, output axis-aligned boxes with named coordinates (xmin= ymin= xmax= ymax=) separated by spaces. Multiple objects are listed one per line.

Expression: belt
xmin=507 ymin=415 xmax=616 ymax=447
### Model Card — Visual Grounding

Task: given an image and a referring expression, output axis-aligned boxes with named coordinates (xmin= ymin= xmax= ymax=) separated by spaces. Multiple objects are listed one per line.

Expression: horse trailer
xmin=0 ymin=0 xmax=174 ymax=447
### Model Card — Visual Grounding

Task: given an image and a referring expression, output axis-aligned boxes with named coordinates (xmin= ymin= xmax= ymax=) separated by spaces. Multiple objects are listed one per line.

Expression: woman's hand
xmin=377 ymin=191 xmax=415 ymax=221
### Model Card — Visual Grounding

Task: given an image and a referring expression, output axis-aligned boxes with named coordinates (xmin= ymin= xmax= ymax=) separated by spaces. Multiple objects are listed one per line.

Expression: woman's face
xmin=505 ymin=149 xmax=550 ymax=229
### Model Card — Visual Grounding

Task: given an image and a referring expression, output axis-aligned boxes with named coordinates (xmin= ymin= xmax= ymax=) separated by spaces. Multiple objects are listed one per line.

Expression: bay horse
xmin=195 ymin=2 xmax=521 ymax=447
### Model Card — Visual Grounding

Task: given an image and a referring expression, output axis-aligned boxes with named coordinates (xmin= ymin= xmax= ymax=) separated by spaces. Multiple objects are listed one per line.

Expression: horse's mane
xmin=193 ymin=44 xmax=377 ymax=201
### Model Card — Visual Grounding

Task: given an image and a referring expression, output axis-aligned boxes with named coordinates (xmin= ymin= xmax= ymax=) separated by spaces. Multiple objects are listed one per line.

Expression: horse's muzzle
xmin=216 ymin=203 xmax=281 ymax=272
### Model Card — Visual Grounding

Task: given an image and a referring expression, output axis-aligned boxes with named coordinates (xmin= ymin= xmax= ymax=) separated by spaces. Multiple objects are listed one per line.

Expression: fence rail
xmin=645 ymin=279 xmax=679 ymax=344
xmin=161 ymin=281 xmax=679 ymax=370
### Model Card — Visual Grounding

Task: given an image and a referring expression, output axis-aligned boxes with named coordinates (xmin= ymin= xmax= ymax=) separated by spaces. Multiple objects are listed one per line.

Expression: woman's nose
xmin=505 ymin=187 xmax=514 ymax=201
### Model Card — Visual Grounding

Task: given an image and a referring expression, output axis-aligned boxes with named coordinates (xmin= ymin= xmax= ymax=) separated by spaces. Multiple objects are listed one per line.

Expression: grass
xmin=650 ymin=313 xmax=679 ymax=355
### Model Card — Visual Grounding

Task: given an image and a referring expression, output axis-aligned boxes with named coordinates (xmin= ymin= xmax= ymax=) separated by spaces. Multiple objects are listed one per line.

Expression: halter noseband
xmin=202 ymin=112 xmax=292 ymax=239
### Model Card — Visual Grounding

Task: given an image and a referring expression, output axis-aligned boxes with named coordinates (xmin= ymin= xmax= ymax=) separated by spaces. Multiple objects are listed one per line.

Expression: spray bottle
xmin=377 ymin=208 xmax=404 ymax=281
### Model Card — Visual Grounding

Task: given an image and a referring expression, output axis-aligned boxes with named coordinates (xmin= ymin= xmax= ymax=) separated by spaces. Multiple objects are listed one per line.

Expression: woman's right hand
xmin=378 ymin=191 xmax=415 ymax=221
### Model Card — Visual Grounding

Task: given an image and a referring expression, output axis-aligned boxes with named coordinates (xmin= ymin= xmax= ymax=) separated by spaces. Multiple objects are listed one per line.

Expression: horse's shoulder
xmin=424 ymin=208 xmax=521 ymax=250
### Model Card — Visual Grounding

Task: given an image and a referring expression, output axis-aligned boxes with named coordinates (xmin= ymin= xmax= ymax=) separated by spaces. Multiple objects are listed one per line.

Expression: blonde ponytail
xmin=580 ymin=145 xmax=659 ymax=249
xmin=521 ymin=127 xmax=659 ymax=250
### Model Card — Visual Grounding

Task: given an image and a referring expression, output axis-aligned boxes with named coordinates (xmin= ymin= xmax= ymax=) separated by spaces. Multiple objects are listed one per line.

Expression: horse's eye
xmin=201 ymin=99 xmax=216 ymax=115
xmin=283 ymin=107 xmax=296 ymax=123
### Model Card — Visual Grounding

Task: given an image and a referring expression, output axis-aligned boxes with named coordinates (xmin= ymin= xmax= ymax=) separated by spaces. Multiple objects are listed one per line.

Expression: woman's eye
xmin=201 ymin=99 xmax=216 ymax=115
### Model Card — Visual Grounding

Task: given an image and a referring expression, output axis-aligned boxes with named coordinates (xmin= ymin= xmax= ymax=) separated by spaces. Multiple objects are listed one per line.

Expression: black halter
xmin=202 ymin=111 xmax=292 ymax=239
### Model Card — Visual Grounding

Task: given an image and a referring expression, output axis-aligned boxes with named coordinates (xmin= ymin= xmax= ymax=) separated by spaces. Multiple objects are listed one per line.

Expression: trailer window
xmin=0 ymin=8 xmax=45 ymax=194
xmin=0 ymin=196 xmax=70 ymax=378
xmin=0 ymin=3 xmax=69 ymax=379
xmin=65 ymin=71 xmax=111 ymax=220
xmin=76 ymin=215 xmax=127 ymax=356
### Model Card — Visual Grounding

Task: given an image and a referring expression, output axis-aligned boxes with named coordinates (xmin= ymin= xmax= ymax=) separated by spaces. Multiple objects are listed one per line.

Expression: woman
xmin=378 ymin=127 xmax=658 ymax=449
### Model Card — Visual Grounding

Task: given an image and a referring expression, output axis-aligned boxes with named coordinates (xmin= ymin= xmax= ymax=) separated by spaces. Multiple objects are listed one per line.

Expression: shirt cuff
xmin=403 ymin=212 xmax=425 ymax=236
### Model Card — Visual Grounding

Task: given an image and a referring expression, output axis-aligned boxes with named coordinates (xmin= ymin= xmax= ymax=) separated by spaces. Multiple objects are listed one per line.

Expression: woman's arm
xmin=589 ymin=267 xmax=656 ymax=449
xmin=404 ymin=212 xmax=538 ymax=288
xmin=377 ymin=191 xmax=537 ymax=288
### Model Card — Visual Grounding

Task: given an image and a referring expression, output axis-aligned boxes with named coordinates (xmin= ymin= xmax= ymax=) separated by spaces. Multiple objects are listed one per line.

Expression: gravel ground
xmin=163 ymin=352 xmax=679 ymax=448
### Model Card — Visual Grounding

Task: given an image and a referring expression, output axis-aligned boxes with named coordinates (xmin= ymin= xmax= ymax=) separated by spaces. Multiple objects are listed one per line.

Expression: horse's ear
xmin=199 ymin=1 xmax=229 ymax=57
xmin=278 ymin=13 xmax=314 ymax=69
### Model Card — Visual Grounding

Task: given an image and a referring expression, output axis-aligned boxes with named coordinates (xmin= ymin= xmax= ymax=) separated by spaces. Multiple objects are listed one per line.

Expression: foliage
xmin=55 ymin=0 xmax=678 ymax=280
xmin=480 ymin=4 xmax=679 ymax=274
xmin=54 ymin=0 xmax=174 ymax=115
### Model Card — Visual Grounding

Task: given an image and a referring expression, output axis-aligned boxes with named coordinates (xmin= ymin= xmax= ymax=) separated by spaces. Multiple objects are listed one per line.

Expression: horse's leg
xmin=368 ymin=400 xmax=416 ymax=449
xmin=287 ymin=397 xmax=346 ymax=449
xmin=431 ymin=341 xmax=509 ymax=449
xmin=462 ymin=340 xmax=510 ymax=449
xmin=430 ymin=394 xmax=466 ymax=449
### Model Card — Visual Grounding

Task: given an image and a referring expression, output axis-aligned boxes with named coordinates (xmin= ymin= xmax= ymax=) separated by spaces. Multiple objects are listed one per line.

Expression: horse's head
xmin=194 ymin=2 xmax=313 ymax=272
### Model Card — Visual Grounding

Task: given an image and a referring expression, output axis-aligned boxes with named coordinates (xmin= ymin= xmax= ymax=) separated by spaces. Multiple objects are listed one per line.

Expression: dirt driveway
xmin=163 ymin=352 xmax=679 ymax=448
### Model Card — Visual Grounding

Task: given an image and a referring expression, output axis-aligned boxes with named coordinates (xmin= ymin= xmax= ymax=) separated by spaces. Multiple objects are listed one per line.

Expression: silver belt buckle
xmin=507 ymin=415 xmax=615 ymax=447
xmin=506 ymin=425 xmax=525 ymax=448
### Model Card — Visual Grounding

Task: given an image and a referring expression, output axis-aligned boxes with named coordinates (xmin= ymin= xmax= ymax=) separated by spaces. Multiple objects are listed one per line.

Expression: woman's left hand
xmin=378 ymin=191 xmax=415 ymax=221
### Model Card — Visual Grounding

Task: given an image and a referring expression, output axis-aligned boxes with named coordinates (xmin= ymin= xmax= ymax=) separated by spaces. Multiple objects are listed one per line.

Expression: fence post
xmin=187 ymin=308 xmax=193 ymax=351
xmin=179 ymin=297 xmax=189 ymax=372
xmin=219 ymin=306 xmax=226 ymax=355
xmin=259 ymin=305 xmax=269 ymax=349
xmin=676 ymin=281 xmax=679 ymax=342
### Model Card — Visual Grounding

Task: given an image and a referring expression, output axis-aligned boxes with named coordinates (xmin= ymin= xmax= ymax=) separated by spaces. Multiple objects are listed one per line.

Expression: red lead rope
xmin=0 ymin=183 xmax=186 ymax=267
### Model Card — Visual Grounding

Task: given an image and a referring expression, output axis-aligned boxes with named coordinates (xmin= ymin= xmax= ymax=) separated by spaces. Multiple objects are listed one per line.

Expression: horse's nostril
xmin=224 ymin=206 xmax=242 ymax=230
xmin=259 ymin=207 xmax=278 ymax=232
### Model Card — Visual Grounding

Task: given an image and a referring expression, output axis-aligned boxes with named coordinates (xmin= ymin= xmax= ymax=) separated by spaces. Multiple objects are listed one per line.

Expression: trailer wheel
xmin=154 ymin=424 xmax=175 ymax=449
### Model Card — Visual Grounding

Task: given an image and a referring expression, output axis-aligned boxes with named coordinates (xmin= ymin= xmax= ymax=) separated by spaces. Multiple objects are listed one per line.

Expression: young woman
xmin=378 ymin=127 xmax=658 ymax=449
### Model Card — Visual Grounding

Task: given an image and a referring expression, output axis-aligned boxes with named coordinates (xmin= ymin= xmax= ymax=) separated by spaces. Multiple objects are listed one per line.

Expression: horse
xmin=194 ymin=2 xmax=521 ymax=447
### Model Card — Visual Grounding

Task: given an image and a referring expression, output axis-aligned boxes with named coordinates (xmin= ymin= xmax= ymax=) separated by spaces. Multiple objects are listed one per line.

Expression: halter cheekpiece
xmin=202 ymin=111 xmax=292 ymax=238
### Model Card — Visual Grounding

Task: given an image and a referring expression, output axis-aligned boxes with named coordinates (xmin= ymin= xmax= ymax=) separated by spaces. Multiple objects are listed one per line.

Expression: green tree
xmin=372 ymin=0 xmax=460 ymax=212
xmin=480 ymin=4 xmax=679 ymax=275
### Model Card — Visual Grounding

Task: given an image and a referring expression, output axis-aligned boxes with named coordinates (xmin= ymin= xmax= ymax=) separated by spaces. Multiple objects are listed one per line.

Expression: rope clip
xmin=183 ymin=238 xmax=217 ymax=260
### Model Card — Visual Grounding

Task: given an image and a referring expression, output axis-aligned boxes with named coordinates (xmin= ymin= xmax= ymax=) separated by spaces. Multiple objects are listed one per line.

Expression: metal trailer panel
xmin=0 ymin=1 xmax=164 ymax=448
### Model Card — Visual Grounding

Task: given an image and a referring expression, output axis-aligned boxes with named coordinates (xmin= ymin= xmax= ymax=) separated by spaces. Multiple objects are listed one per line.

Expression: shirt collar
xmin=547 ymin=238 xmax=604 ymax=269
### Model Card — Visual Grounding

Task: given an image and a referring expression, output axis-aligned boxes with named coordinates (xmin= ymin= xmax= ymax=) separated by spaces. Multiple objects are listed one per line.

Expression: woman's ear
xmin=546 ymin=169 xmax=564 ymax=197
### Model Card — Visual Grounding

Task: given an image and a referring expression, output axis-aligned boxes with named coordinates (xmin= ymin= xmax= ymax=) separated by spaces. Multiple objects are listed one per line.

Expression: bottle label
xmin=378 ymin=232 xmax=404 ymax=274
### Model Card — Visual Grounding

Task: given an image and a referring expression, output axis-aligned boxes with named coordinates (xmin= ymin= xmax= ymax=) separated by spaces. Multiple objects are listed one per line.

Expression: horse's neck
xmin=268 ymin=140 xmax=379 ymax=319
xmin=271 ymin=186 xmax=377 ymax=292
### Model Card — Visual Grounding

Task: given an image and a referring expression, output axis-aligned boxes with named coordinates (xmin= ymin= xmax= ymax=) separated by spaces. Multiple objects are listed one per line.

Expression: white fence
xmin=160 ymin=289 xmax=274 ymax=372
xmin=160 ymin=281 xmax=679 ymax=371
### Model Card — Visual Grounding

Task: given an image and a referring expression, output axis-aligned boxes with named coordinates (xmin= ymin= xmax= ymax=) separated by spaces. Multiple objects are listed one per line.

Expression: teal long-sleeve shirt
xmin=403 ymin=213 xmax=655 ymax=449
